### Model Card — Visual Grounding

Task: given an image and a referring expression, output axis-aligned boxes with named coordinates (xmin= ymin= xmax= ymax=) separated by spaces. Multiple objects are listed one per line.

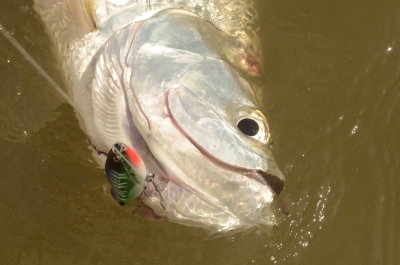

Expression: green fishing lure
xmin=105 ymin=143 xmax=147 ymax=206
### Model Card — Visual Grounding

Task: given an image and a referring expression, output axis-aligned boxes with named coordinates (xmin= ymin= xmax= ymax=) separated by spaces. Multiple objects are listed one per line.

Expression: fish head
xmin=100 ymin=9 xmax=285 ymax=232
xmin=33 ymin=0 xmax=286 ymax=232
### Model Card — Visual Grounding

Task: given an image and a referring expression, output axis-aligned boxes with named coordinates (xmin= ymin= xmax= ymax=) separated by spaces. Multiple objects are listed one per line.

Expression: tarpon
xmin=33 ymin=0 xmax=286 ymax=233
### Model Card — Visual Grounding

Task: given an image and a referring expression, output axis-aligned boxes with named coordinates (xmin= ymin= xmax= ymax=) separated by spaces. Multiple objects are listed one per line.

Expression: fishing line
xmin=0 ymin=24 xmax=81 ymax=114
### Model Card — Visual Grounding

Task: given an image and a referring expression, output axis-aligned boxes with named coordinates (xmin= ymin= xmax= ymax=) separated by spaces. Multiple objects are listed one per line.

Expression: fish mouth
xmin=199 ymin=148 xmax=286 ymax=196
xmin=173 ymin=135 xmax=285 ymax=196
xmin=241 ymin=169 xmax=284 ymax=196
xmin=256 ymin=170 xmax=285 ymax=195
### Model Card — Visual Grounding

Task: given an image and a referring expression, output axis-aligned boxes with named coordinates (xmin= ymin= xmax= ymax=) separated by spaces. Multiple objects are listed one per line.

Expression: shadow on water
xmin=0 ymin=0 xmax=399 ymax=264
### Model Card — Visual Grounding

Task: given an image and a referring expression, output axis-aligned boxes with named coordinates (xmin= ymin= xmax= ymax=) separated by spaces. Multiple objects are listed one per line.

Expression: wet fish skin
xmin=34 ymin=0 xmax=285 ymax=233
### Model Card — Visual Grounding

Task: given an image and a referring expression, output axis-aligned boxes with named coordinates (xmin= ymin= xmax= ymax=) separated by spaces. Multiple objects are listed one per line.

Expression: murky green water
xmin=0 ymin=0 xmax=399 ymax=264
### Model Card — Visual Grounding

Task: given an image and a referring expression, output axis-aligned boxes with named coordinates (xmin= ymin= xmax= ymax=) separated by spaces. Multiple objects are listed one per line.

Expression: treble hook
xmin=146 ymin=173 xmax=167 ymax=210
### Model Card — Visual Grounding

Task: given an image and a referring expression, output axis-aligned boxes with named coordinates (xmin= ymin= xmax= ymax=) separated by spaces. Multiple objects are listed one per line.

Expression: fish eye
xmin=237 ymin=118 xmax=259 ymax=136
xmin=234 ymin=108 xmax=270 ymax=144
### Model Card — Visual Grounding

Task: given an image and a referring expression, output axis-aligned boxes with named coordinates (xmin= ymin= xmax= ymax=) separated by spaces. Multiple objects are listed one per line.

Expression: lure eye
xmin=237 ymin=118 xmax=259 ymax=136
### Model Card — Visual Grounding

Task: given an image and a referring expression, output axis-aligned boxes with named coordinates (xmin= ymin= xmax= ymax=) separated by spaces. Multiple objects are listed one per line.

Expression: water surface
xmin=0 ymin=0 xmax=399 ymax=264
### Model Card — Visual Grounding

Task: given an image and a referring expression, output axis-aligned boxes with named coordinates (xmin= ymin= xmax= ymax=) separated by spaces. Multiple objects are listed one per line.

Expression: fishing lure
xmin=105 ymin=143 xmax=166 ymax=209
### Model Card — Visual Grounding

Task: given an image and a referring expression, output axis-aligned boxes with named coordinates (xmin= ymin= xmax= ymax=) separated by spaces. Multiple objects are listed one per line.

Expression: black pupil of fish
xmin=237 ymin=118 xmax=259 ymax=136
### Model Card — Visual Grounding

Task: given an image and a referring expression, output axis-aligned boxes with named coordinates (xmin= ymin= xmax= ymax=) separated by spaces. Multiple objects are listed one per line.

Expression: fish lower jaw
xmin=141 ymin=183 xmax=279 ymax=234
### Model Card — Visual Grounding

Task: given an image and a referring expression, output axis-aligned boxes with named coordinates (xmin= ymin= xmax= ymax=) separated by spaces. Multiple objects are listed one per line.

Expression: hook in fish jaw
xmin=146 ymin=173 xmax=167 ymax=210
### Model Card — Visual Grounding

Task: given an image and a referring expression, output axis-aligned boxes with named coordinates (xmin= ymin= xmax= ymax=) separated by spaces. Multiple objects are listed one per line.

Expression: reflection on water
xmin=0 ymin=0 xmax=399 ymax=264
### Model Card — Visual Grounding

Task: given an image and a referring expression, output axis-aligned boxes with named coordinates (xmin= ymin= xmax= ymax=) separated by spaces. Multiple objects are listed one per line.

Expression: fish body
xmin=34 ymin=0 xmax=285 ymax=233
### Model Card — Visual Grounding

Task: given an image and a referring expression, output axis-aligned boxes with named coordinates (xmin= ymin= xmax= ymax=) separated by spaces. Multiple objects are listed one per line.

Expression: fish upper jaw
xmin=165 ymin=84 xmax=285 ymax=191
